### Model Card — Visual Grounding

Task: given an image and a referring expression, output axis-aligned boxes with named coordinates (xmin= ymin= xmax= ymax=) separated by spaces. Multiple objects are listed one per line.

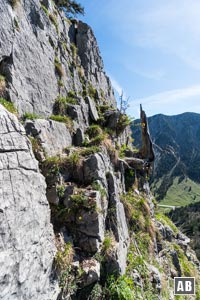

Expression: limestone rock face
xmin=0 ymin=105 xmax=58 ymax=300
xmin=0 ymin=0 xmax=115 ymax=117
xmin=25 ymin=119 xmax=72 ymax=156
xmin=76 ymin=21 xmax=116 ymax=106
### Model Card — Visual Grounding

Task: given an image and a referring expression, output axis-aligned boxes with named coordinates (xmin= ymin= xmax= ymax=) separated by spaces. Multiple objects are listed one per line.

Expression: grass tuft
xmin=0 ymin=98 xmax=17 ymax=114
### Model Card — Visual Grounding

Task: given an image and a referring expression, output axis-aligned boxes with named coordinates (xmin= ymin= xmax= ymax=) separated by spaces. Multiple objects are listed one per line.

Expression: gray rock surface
xmin=0 ymin=105 xmax=59 ymax=300
xmin=106 ymin=172 xmax=129 ymax=274
xmin=67 ymin=190 xmax=105 ymax=253
xmin=85 ymin=96 xmax=99 ymax=121
xmin=25 ymin=118 xmax=72 ymax=156
xmin=80 ymin=259 xmax=100 ymax=287
xmin=0 ymin=1 xmax=115 ymax=117
xmin=83 ymin=152 xmax=111 ymax=187
xmin=76 ymin=21 xmax=116 ymax=106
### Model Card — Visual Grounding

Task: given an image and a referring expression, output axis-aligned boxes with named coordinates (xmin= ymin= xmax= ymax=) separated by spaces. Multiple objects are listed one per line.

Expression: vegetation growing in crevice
xmin=54 ymin=57 xmax=64 ymax=77
xmin=55 ymin=242 xmax=77 ymax=296
xmin=53 ymin=93 xmax=78 ymax=115
xmin=54 ymin=0 xmax=84 ymax=18
xmin=49 ymin=114 xmax=73 ymax=130
xmin=49 ymin=13 xmax=59 ymax=33
xmin=116 ymin=113 xmax=133 ymax=135
xmin=14 ymin=18 xmax=20 ymax=31
xmin=0 ymin=98 xmax=17 ymax=114
xmin=0 ymin=75 xmax=6 ymax=96
xmin=10 ymin=0 xmax=20 ymax=9
xmin=22 ymin=112 xmax=42 ymax=121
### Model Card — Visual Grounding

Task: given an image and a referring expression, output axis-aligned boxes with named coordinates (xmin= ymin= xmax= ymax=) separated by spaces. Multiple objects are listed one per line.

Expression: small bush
xmin=70 ymin=192 xmax=96 ymax=211
xmin=86 ymin=124 xmax=103 ymax=138
xmin=106 ymin=275 xmax=135 ymax=300
xmin=101 ymin=231 xmax=116 ymax=257
xmin=56 ymin=185 xmax=66 ymax=199
xmin=66 ymin=152 xmax=81 ymax=168
xmin=55 ymin=0 xmax=84 ymax=17
xmin=116 ymin=114 xmax=133 ymax=135
xmin=55 ymin=242 xmax=74 ymax=272
xmin=89 ymin=132 xmax=108 ymax=146
xmin=0 ymin=98 xmax=17 ymax=114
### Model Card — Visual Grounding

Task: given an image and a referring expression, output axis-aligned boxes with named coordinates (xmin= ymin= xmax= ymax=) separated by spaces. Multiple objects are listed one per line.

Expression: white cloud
xmin=130 ymin=85 xmax=200 ymax=108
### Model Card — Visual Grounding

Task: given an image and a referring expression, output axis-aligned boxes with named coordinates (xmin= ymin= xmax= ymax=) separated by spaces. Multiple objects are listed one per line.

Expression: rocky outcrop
xmin=0 ymin=0 xmax=115 ymax=117
xmin=25 ymin=119 xmax=72 ymax=157
xmin=1 ymin=1 xmax=200 ymax=299
xmin=0 ymin=105 xmax=58 ymax=300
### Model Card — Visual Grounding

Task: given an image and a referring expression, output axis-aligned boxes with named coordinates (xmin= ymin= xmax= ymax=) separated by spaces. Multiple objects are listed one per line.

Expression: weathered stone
xmin=0 ymin=105 xmax=59 ymax=300
xmin=104 ymin=110 xmax=120 ymax=129
xmin=76 ymin=21 xmax=116 ymax=107
xmin=73 ymin=190 xmax=105 ymax=253
xmin=170 ymin=250 xmax=182 ymax=277
xmin=149 ymin=265 xmax=162 ymax=293
xmin=83 ymin=153 xmax=110 ymax=187
xmin=85 ymin=96 xmax=99 ymax=121
xmin=106 ymin=172 xmax=129 ymax=274
xmin=80 ymin=259 xmax=100 ymax=287
xmin=67 ymin=102 xmax=89 ymax=130
xmin=25 ymin=119 xmax=72 ymax=156
xmin=73 ymin=128 xmax=85 ymax=146
xmin=156 ymin=221 xmax=174 ymax=242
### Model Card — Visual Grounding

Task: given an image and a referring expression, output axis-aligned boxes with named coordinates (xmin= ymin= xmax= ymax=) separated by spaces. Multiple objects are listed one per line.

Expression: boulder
xmin=25 ymin=118 xmax=72 ymax=156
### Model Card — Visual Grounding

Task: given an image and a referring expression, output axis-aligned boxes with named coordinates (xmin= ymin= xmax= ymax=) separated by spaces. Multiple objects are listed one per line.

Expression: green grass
xmin=154 ymin=176 xmax=200 ymax=208
xmin=155 ymin=212 xmax=179 ymax=234
xmin=23 ymin=112 xmax=42 ymax=120
xmin=79 ymin=146 xmax=100 ymax=157
xmin=54 ymin=57 xmax=64 ymax=77
xmin=53 ymin=94 xmax=78 ymax=115
xmin=49 ymin=14 xmax=58 ymax=33
xmin=0 ymin=98 xmax=17 ymax=114
xmin=49 ymin=115 xmax=73 ymax=129
xmin=41 ymin=4 xmax=48 ymax=15
xmin=86 ymin=124 xmax=103 ymax=138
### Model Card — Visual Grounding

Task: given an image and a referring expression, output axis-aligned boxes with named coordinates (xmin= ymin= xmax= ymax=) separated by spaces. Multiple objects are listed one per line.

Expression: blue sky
xmin=80 ymin=0 xmax=200 ymax=118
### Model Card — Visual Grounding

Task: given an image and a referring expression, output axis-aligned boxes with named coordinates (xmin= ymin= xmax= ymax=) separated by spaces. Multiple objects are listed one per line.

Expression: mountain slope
xmin=132 ymin=112 xmax=200 ymax=202
xmin=1 ymin=1 xmax=200 ymax=299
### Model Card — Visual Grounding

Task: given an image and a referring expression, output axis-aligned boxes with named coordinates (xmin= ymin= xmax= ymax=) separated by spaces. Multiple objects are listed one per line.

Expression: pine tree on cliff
xmin=55 ymin=0 xmax=84 ymax=17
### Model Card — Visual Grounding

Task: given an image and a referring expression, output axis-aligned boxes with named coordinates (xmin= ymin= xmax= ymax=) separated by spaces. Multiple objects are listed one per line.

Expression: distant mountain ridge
xmin=131 ymin=112 xmax=200 ymax=202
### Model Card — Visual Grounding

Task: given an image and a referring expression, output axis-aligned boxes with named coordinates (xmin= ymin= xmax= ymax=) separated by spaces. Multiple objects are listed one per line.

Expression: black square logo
xmin=174 ymin=277 xmax=195 ymax=295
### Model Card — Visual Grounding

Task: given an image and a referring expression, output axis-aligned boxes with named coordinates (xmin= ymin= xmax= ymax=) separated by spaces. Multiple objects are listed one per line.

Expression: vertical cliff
xmin=0 ymin=105 xmax=58 ymax=300
xmin=0 ymin=1 xmax=200 ymax=300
